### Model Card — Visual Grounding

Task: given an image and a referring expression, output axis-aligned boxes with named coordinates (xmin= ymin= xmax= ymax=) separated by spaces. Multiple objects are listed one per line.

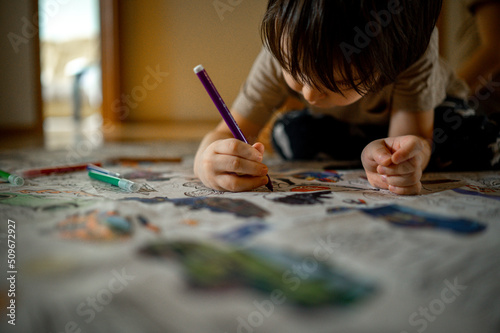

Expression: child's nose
xmin=302 ymin=86 xmax=326 ymax=104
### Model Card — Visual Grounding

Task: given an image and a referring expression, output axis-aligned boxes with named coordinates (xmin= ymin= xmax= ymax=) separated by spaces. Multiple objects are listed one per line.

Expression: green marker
xmin=88 ymin=170 xmax=141 ymax=192
xmin=0 ymin=169 xmax=24 ymax=186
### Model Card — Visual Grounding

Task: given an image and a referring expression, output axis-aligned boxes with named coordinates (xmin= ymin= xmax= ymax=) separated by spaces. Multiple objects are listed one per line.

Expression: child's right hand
xmin=194 ymin=139 xmax=270 ymax=192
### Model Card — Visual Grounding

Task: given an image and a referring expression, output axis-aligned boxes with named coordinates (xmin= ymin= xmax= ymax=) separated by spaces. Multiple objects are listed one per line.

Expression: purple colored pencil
xmin=194 ymin=65 xmax=273 ymax=191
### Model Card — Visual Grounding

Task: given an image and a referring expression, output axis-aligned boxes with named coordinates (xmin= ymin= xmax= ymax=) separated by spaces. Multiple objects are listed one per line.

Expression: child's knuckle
xmin=202 ymin=157 xmax=213 ymax=171
xmin=227 ymin=140 xmax=240 ymax=154
xmin=229 ymin=158 xmax=241 ymax=171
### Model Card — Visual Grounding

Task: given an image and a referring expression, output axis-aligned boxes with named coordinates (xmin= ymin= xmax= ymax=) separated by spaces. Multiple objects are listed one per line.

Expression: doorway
xmin=38 ymin=0 xmax=102 ymax=149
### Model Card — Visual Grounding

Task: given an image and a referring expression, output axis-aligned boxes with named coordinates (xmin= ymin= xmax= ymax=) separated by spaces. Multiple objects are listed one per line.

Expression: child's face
xmin=282 ymin=70 xmax=364 ymax=108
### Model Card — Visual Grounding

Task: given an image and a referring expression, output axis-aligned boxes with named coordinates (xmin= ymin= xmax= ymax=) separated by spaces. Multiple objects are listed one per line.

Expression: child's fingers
xmin=387 ymin=183 xmax=422 ymax=195
xmin=212 ymin=139 xmax=263 ymax=162
xmin=366 ymin=171 xmax=390 ymax=190
xmin=252 ymin=142 xmax=266 ymax=156
xmin=381 ymin=169 xmax=422 ymax=187
xmin=377 ymin=157 xmax=419 ymax=176
xmin=364 ymin=140 xmax=392 ymax=166
xmin=212 ymin=154 xmax=268 ymax=177
xmin=216 ymin=174 xmax=269 ymax=192
xmin=391 ymin=136 xmax=422 ymax=164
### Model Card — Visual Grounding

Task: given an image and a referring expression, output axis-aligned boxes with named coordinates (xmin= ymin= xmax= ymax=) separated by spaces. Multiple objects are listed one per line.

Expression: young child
xmin=194 ymin=0 xmax=500 ymax=195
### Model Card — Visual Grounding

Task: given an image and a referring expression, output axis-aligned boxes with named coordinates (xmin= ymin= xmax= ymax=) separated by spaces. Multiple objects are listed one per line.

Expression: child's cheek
xmin=326 ymin=91 xmax=364 ymax=107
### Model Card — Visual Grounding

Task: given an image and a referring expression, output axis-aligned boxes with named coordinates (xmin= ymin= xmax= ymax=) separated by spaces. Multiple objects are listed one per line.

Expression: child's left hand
xmin=361 ymin=135 xmax=432 ymax=195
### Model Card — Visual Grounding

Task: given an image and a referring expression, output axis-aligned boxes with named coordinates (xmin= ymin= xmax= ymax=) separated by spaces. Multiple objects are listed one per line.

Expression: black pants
xmin=271 ymin=98 xmax=500 ymax=171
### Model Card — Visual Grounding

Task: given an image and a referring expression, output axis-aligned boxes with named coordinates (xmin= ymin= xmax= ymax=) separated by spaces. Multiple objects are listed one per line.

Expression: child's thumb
xmin=374 ymin=146 xmax=393 ymax=166
xmin=252 ymin=142 xmax=265 ymax=155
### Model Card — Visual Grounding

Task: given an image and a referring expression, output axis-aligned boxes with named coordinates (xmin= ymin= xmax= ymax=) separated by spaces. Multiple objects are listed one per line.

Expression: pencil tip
xmin=265 ymin=176 xmax=273 ymax=191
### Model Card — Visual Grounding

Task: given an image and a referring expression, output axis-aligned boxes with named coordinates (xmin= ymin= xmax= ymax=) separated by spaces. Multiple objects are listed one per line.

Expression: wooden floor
xmin=104 ymin=121 xmax=219 ymax=142
xmin=0 ymin=119 xmax=219 ymax=151
xmin=1 ymin=96 xmax=303 ymax=151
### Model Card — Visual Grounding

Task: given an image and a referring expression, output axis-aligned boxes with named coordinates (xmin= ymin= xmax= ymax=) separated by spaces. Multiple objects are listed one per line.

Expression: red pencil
xmin=22 ymin=162 xmax=103 ymax=177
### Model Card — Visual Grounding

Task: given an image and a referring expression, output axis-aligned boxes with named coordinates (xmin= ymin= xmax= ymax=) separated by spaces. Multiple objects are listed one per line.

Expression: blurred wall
xmin=0 ymin=0 xmax=41 ymax=131
xmin=118 ymin=0 xmax=268 ymax=123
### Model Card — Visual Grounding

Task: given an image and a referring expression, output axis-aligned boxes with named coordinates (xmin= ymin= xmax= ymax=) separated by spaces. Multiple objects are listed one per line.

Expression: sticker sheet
xmin=0 ymin=142 xmax=499 ymax=333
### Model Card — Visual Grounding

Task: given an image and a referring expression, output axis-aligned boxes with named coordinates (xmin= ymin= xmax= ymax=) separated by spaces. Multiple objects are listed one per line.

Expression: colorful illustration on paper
xmin=137 ymin=215 xmax=161 ymax=233
xmin=327 ymin=207 xmax=353 ymax=214
xmin=122 ymin=196 xmax=171 ymax=204
xmin=123 ymin=196 xmax=269 ymax=218
xmin=290 ymin=186 xmax=331 ymax=192
xmin=421 ymin=179 xmax=461 ymax=185
xmin=326 ymin=204 xmax=487 ymax=234
xmin=57 ymin=210 xmax=132 ymax=241
xmin=420 ymin=178 xmax=464 ymax=192
xmin=0 ymin=192 xmax=97 ymax=212
xmin=18 ymin=189 xmax=99 ymax=197
xmin=276 ymin=178 xmax=296 ymax=186
xmin=139 ymin=240 xmax=375 ymax=307
xmin=182 ymin=181 xmax=225 ymax=197
xmin=360 ymin=204 xmax=486 ymax=234
xmin=343 ymin=199 xmax=367 ymax=205
xmin=217 ymin=221 xmax=269 ymax=243
xmin=170 ymin=197 xmax=270 ymax=218
xmin=292 ymin=171 xmax=343 ymax=183
xmin=123 ymin=170 xmax=172 ymax=181
xmin=453 ymin=186 xmax=500 ymax=201
xmin=270 ymin=190 xmax=333 ymax=205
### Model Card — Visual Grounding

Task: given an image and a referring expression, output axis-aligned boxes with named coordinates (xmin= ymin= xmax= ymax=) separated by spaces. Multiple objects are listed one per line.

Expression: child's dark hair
xmin=261 ymin=0 xmax=443 ymax=95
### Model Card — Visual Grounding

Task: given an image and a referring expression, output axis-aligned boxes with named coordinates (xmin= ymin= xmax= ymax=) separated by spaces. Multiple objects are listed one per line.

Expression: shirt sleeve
xmin=391 ymin=28 xmax=447 ymax=112
xmin=231 ymin=47 xmax=290 ymax=126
